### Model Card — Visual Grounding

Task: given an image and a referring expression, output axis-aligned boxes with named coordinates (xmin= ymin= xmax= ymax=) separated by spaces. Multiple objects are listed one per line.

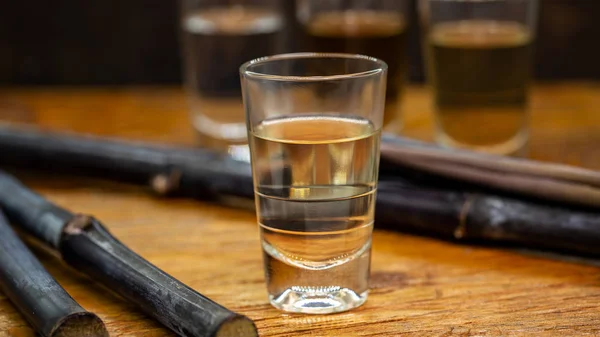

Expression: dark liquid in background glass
xmin=182 ymin=7 xmax=283 ymax=147
xmin=428 ymin=20 xmax=532 ymax=153
xmin=184 ymin=7 xmax=282 ymax=96
xmin=302 ymin=10 xmax=408 ymax=129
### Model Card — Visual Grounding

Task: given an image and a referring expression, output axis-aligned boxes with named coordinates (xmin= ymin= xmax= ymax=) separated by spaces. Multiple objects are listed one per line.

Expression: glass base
xmin=192 ymin=129 xmax=250 ymax=162
xmin=436 ymin=130 xmax=528 ymax=157
xmin=269 ymin=287 xmax=368 ymax=314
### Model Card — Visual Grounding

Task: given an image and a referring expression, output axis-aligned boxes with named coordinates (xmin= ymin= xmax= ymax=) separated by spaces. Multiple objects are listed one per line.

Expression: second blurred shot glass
xmin=296 ymin=0 xmax=410 ymax=134
xmin=180 ymin=0 xmax=285 ymax=157
xmin=240 ymin=53 xmax=387 ymax=314
xmin=420 ymin=0 xmax=538 ymax=156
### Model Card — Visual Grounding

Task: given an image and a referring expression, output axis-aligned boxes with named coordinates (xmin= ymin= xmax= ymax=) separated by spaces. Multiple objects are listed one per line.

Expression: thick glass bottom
xmin=262 ymin=235 xmax=371 ymax=314
xmin=269 ymin=287 xmax=368 ymax=314
xmin=193 ymin=129 xmax=250 ymax=162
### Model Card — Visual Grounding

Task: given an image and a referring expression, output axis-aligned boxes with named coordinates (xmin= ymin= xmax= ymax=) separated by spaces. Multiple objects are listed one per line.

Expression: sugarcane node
xmin=454 ymin=195 xmax=476 ymax=239
xmin=63 ymin=214 xmax=94 ymax=236
xmin=49 ymin=312 xmax=108 ymax=337
xmin=150 ymin=169 xmax=182 ymax=195
xmin=0 ymin=206 xmax=108 ymax=337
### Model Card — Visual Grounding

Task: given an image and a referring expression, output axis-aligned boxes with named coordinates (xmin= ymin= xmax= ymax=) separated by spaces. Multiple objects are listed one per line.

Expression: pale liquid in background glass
xmin=182 ymin=7 xmax=282 ymax=155
xmin=428 ymin=20 xmax=533 ymax=155
xmin=250 ymin=115 xmax=380 ymax=313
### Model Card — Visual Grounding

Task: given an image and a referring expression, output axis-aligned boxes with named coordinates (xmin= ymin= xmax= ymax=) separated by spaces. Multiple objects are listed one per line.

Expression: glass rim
xmin=239 ymin=52 xmax=388 ymax=82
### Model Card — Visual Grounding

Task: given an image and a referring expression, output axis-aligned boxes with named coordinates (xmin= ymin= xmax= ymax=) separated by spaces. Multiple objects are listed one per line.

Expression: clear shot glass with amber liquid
xmin=420 ymin=0 xmax=538 ymax=156
xmin=240 ymin=53 xmax=387 ymax=314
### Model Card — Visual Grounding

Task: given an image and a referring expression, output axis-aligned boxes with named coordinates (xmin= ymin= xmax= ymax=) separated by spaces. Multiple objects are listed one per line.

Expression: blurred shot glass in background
xmin=240 ymin=53 xmax=387 ymax=314
xmin=180 ymin=0 xmax=285 ymax=158
xmin=296 ymin=0 xmax=410 ymax=134
xmin=420 ymin=0 xmax=538 ymax=156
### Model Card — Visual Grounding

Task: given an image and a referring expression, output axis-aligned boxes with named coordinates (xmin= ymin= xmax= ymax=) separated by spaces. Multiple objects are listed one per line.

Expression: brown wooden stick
xmin=381 ymin=135 xmax=600 ymax=187
xmin=380 ymin=137 xmax=600 ymax=208
xmin=384 ymin=154 xmax=600 ymax=208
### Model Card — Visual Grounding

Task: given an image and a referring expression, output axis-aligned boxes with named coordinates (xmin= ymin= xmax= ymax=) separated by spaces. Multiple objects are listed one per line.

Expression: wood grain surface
xmin=1 ymin=84 xmax=600 ymax=336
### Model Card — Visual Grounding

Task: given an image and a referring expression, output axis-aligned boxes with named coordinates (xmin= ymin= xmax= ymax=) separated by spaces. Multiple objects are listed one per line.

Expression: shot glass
xmin=420 ymin=0 xmax=538 ymax=156
xmin=296 ymin=0 xmax=410 ymax=133
xmin=240 ymin=53 xmax=387 ymax=314
xmin=180 ymin=0 xmax=285 ymax=157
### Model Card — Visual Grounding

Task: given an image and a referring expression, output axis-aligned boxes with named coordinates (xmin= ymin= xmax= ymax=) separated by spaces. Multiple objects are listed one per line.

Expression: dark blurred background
xmin=1 ymin=0 xmax=598 ymax=85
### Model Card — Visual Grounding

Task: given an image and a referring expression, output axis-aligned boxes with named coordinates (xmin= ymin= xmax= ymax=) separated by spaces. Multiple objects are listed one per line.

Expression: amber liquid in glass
xmin=250 ymin=114 xmax=380 ymax=314
xmin=428 ymin=20 xmax=533 ymax=155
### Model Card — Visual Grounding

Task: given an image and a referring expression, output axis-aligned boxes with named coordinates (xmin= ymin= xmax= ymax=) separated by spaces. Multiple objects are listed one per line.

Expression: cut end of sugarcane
xmin=51 ymin=312 xmax=108 ymax=337
xmin=215 ymin=316 xmax=259 ymax=337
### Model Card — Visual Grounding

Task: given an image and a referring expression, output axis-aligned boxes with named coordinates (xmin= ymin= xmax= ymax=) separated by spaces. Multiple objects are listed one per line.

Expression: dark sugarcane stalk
xmin=376 ymin=180 xmax=600 ymax=256
xmin=254 ymin=176 xmax=600 ymax=256
xmin=0 ymin=171 xmax=257 ymax=337
xmin=0 ymin=124 xmax=254 ymax=200
xmin=0 ymin=210 xmax=107 ymax=337
xmin=4 ymin=125 xmax=600 ymax=208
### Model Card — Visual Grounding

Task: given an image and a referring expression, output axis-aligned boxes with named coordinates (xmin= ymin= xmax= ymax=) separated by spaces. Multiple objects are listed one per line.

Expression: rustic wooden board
xmin=1 ymin=84 xmax=600 ymax=336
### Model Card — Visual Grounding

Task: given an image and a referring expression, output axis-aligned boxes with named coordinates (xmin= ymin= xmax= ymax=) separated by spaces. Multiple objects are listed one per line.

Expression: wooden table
xmin=1 ymin=84 xmax=600 ymax=337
